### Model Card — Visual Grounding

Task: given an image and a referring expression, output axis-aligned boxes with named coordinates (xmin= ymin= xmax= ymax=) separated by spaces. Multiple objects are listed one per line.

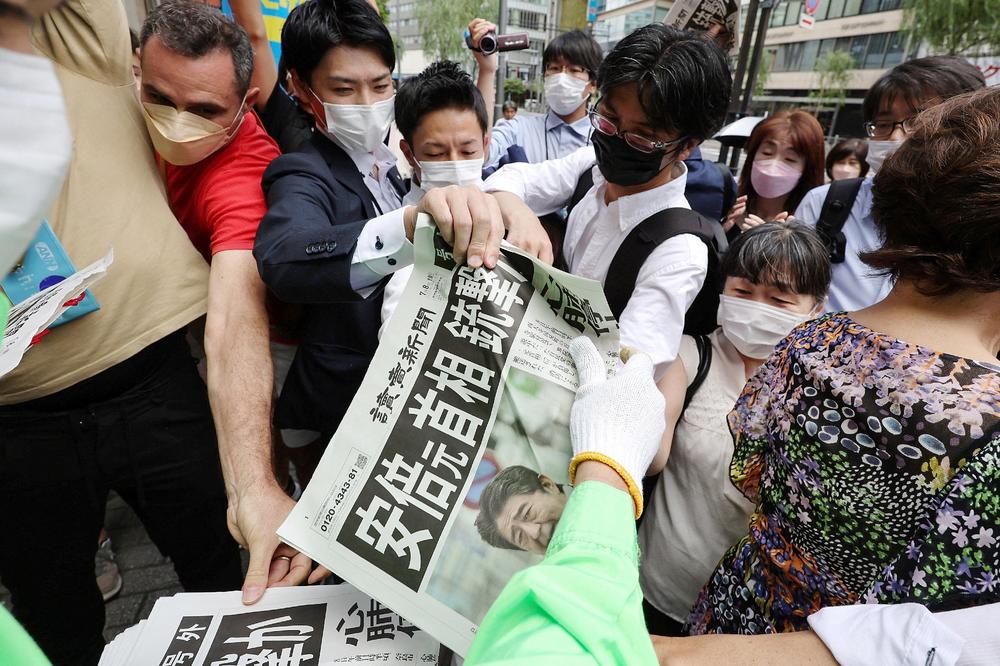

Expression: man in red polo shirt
xmin=137 ymin=0 xmax=294 ymax=605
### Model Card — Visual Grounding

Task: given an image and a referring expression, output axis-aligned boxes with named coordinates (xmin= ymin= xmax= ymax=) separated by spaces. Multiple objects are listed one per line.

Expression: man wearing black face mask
xmin=486 ymin=24 xmax=731 ymax=378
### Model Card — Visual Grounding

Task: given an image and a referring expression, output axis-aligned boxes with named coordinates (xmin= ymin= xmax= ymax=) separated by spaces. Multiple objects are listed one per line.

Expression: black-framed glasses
xmin=864 ymin=115 xmax=920 ymax=139
xmin=589 ymin=110 xmax=685 ymax=154
xmin=544 ymin=63 xmax=589 ymax=77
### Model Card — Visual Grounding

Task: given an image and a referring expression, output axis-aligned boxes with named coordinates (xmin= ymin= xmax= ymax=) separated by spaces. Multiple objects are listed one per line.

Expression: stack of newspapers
xmin=98 ymin=584 xmax=438 ymax=665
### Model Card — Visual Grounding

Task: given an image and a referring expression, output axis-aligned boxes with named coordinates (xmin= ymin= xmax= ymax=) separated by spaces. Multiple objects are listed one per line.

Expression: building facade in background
xmin=592 ymin=0 xmax=671 ymax=53
xmin=756 ymin=0 xmax=908 ymax=136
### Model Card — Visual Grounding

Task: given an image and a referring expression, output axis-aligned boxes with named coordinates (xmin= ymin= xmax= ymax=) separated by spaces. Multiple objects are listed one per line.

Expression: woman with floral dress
xmin=687 ymin=86 xmax=1000 ymax=636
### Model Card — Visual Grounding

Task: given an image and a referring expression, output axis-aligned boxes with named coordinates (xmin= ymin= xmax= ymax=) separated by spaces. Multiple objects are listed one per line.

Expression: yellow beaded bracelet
xmin=568 ymin=451 xmax=644 ymax=519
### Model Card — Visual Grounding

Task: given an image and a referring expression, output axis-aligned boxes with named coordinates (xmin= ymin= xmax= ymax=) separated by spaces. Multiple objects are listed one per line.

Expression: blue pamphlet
xmin=1 ymin=221 xmax=100 ymax=328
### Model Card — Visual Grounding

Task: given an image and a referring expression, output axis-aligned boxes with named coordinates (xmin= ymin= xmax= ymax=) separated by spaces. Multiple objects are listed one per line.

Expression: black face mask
xmin=592 ymin=130 xmax=670 ymax=187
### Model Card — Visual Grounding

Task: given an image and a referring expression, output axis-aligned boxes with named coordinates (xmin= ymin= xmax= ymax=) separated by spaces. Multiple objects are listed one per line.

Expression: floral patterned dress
xmin=686 ymin=313 xmax=1000 ymax=634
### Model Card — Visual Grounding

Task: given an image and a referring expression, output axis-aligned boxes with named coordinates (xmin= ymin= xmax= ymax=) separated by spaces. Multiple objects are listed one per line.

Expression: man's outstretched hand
xmin=228 ymin=484 xmax=313 ymax=604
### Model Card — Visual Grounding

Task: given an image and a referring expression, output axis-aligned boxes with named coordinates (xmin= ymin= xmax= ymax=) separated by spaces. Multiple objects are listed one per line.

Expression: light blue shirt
xmin=794 ymin=177 xmax=892 ymax=312
xmin=487 ymin=110 xmax=592 ymax=168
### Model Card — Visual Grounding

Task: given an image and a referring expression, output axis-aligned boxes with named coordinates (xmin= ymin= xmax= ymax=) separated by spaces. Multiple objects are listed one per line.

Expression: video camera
xmin=464 ymin=30 xmax=529 ymax=56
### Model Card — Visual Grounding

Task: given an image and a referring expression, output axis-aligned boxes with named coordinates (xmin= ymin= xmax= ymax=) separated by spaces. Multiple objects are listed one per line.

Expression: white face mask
xmin=312 ymin=92 xmax=395 ymax=154
xmin=865 ymin=139 xmax=901 ymax=174
xmin=544 ymin=73 xmax=588 ymax=117
xmin=0 ymin=48 xmax=72 ymax=275
xmin=718 ymin=294 xmax=814 ymax=359
xmin=142 ymin=101 xmax=245 ymax=166
xmin=416 ymin=158 xmax=484 ymax=190
xmin=830 ymin=161 xmax=861 ymax=181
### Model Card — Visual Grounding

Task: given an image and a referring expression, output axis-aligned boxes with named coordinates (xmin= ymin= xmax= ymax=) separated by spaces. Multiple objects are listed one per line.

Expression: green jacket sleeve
xmin=0 ymin=605 xmax=51 ymax=665
xmin=465 ymin=481 xmax=657 ymax=666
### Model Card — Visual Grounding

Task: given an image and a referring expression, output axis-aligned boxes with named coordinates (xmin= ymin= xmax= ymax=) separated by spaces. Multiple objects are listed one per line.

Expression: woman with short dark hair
xmin=688 ymin=86 xmax=1000 ymax=636
xmin=825 ymin=137 xmax=868 ymax=181
xmin=640 ymin=222 xmax=831 ymax=637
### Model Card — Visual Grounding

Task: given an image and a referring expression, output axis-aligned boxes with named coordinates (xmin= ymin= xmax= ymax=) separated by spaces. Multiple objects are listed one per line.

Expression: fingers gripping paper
xmin=277 ymin=215 xmax=620 ymax=656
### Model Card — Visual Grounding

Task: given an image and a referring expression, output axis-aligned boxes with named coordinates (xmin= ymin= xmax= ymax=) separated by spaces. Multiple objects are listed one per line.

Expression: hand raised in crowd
xmin=568 ymin=338 xmax=666 ymax=515
xmin=467 ymin=18 xmax=499 ymax=76
xmin=404 ymin=185 xmax=505 ymax=269
xmin=742 ymin=210 xmax=789 ymax=232
xmin=722 ymin=194 xmax=747 ymax=232
xmin=491 ymin=191 xmax=555 ymax=265
xmin=230 ymin=486 xmax=314 ymax=604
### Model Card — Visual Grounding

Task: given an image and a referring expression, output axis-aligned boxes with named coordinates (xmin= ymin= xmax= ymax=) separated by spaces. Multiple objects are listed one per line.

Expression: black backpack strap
xmin=815 ymin=177 xmax=863 ymax=264
xmin=682 ymin=333 xmax=713 ymax=412
xmin=550 ymin=167 xmax=597 ymax=272
xmin=604 ymin=208 xmax=721 ymax=336
xmin=566 ymin=167 xmax=595 ymax=218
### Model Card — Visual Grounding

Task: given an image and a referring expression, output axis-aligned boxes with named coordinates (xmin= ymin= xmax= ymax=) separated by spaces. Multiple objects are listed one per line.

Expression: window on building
xmin=825 ymin=0 xmax=846 ymax=18
xmin=864 ymin=32 xmax=888 ymax=67
xmin=800 ymin=39 xmax=821 ymax=71
xmin=786 ymin=1 xmax=804 ymax=25
xmin=770 ymin=1 xmax=789 ymax=27
xmin=882 ymin=31 xmax=906 ymax=67
xmin=880 ymin=0 xmax=902 ymax=9
xmin=849 ymin=34 xmax=868 ymax=66
xmin=816 ymin=37 xmax=835 ymax=64
xmin=843 ymin=0 xmax=863 ymax=17
xmin=654 ymin=6 xmax=668 ymax=21
xmin=860 ymin=0 xmax=881 ymax=13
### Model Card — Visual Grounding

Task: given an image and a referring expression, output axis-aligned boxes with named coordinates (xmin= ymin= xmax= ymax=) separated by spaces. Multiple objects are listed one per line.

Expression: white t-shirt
xmin=638 ymin=329 xmax=756 ymax=622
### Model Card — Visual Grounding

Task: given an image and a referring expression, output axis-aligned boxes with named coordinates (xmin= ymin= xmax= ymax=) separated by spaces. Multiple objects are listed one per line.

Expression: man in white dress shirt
xmin=486 ymin=24 xmax=732 ymax=377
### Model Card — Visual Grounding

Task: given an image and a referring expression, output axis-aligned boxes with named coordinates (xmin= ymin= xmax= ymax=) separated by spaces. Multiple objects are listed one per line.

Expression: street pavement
xmin=0 ymin=492 xmax=248 ymax=643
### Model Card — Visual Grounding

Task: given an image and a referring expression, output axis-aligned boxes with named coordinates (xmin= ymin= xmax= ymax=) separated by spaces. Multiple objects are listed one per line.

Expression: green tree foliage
xmin=377 ymin=0 xmax=390 ymax=23
xmin=902 ymin=0 xmax=1000 ymax=56
xmin=809 ymin=50 xmax=854 ymax=111
xmin=418 ymin=0 xmax=497 ymax=63
xmin=754 ymin=50 xmax=774 ymax=98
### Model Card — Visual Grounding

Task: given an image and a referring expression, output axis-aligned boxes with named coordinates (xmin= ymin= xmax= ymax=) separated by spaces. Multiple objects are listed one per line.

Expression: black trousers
xmin=0 ymin=332 xmax=242 ymax=666
xmin=643 ymin=598 xmax=688 ymax=637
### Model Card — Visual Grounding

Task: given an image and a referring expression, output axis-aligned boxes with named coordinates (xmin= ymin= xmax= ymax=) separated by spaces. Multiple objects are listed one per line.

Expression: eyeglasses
xmin=864 ymin=115 xmax=920 ymax=139
xmin=544 ymin=63 xmax=588 ymax=77
xmin=589 ymin=111 xmax=685 ymax=154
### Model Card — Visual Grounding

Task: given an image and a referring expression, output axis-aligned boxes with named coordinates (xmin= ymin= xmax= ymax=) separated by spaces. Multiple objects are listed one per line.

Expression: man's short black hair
xmin=598 ymin=24 xmax=731 ymax=142
xmin=475 ymin=465 xmax=543 ymax=550
xmin=543 ymin=30 xmax=603 ymax=81
xmin=862 ymin=55 xmax=985 ymax=122
xmin=395 ymin=60 xmax=488 ymax=145
xmin=140 ymin=0 xmax=253 ymax=97
xmin=281 ymin=0 xmax=395 ymax=86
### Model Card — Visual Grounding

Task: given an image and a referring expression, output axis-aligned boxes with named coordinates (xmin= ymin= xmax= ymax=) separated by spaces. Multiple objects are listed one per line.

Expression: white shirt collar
xmin=545 ymin=110 xmax=592 ymax=138
xmin=590 ymin=161 xmax=690 ymax=232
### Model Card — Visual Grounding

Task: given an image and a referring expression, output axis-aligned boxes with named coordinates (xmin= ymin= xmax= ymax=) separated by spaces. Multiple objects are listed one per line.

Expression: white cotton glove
xmin=568 ymin=337 xmax=666 ymax=516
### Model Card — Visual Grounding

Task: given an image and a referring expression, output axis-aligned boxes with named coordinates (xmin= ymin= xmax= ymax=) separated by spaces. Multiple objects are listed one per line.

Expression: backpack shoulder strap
xmin=566 ymin=167 xmax=595 ymax=218
xmin=604 ymin=208 xmax=718 ymax=322
xmin=682 ymin=334 xmax=713 ymax=412
xmin=816 ymin=177 xmax=863 ymax=236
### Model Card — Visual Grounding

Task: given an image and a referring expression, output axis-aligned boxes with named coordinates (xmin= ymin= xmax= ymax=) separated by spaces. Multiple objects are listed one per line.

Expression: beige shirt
xmin=638 ymin=329 xmax=757 ymax=622
xmin=0 ymin=0 xmax=209 ymax=404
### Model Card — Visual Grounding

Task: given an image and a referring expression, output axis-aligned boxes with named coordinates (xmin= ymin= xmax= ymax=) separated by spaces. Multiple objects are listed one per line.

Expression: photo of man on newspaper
xmin=476 ymin=465 xmax=568 ymax=554
xmin=424 ymin=365 xmax=577 ymax=623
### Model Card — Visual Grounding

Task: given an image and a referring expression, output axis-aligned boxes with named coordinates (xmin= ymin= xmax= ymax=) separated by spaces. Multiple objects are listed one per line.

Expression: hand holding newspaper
xmin=278 ymin=215 xmax=621 ymax=656
xmin=0 ymin=248 xmax=113 ymax=378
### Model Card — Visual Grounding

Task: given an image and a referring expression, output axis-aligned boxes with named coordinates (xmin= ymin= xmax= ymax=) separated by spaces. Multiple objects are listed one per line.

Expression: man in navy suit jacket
xmin=253 ymin=0 xmax=506 ymax=454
